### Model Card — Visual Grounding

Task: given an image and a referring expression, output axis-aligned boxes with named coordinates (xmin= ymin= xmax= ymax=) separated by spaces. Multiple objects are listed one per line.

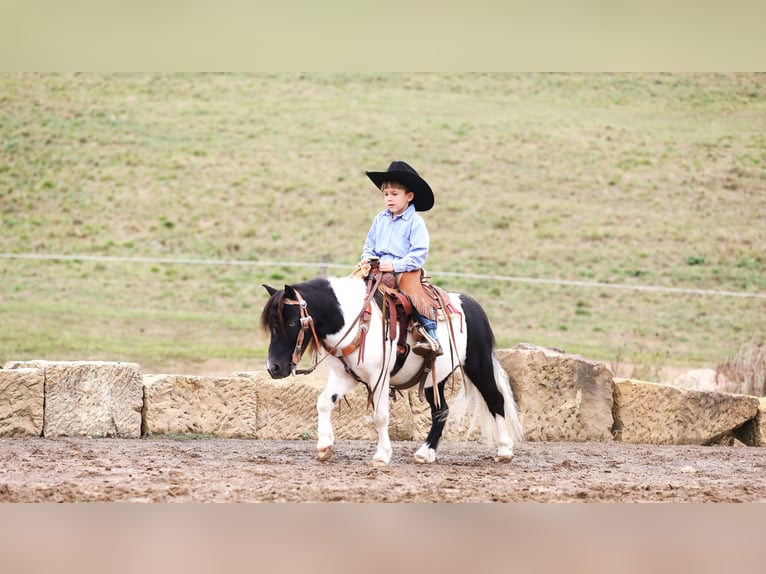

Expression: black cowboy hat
xmin=365 ymin=160 xmax=434 ymax=212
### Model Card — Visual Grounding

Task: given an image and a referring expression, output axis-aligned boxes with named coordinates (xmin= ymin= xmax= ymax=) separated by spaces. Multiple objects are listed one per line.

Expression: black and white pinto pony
xmin=261 ymin=275 xmax=523 ymax=467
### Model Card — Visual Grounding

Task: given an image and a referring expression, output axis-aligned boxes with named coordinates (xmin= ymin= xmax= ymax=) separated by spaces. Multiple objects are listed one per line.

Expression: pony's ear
xmin=263 ymin=284 xmax=278 ymax=296
xmin=284 ymin=284 xmax=297 ymax=300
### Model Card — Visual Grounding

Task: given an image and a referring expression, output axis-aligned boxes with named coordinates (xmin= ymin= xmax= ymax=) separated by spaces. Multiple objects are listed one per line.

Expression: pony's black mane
xmin=260 ymin=288 xmax=288 ymax=334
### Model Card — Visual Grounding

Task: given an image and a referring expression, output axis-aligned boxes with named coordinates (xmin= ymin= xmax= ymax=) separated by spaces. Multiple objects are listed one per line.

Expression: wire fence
xmin=2 ymin=252 xmax=765 ymax=299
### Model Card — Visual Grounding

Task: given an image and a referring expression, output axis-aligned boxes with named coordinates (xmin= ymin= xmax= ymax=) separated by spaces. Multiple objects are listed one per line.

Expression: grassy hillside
xmin=1 ymin=73 xmax=764 ymax=376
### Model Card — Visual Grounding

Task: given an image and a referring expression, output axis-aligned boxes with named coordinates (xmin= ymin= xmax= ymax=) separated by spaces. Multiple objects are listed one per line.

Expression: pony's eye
xmin=288 ymin=321 xmax=297 ymax=328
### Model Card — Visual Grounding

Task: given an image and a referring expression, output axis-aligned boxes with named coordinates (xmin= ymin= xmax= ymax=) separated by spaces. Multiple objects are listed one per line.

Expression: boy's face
xmin=381 ymin=181 xmax=414 ymax=217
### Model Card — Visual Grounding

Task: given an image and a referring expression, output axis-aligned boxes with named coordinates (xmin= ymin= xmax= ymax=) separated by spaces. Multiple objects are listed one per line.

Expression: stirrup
xmin=413 ymin=326 xmax=443 ymax=357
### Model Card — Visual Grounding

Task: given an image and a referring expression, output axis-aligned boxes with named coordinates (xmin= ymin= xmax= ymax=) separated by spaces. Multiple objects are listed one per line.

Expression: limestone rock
xmin=239 ymin=371 xmax=413 ymax=441
xmin=142 ymin=375 xmax=258 ymax=437
xmin=756 ymin=398 xmax=766 ymax=447
xmin=496 ymin=345 xmax=614 ymax=441
xmin=613 ymin=378 xmax=760 ymax=445
xmin=736 ymin=397 xmax=766 ymax=447
xmin=7 ymin=360 xmax=143 ymax=437
xmin=0 ymin=368 xmax=44 ymax=437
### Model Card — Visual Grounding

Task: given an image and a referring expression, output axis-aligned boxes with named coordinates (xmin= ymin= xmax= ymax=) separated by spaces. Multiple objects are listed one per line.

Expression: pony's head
xmin=261 ymin=284 xmax=306 ymax=378
xmin=261 ymin=279 xmax=346 ymax=378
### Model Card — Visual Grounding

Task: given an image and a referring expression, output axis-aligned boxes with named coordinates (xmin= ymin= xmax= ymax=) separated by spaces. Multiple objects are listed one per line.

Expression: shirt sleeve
xmin=361 ymin=213 xmax=380 ymax=260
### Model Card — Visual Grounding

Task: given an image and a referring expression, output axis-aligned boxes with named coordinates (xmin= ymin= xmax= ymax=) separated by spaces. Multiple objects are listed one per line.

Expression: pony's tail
xmin=449 ymin=354 xmax=524 ymax=445
xmin=492 ymin=355 xmax=524 ymax=443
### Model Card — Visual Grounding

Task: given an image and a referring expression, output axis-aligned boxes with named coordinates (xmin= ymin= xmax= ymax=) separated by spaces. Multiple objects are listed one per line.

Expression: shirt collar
xmin=386 ymin=204 xmax=416 ymax=220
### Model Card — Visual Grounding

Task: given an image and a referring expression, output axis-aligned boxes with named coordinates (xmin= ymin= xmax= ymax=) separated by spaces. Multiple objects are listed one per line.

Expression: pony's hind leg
xmin=316 ymin=370 xmax=356 ymax=461
xmin=493 ymin=416 xmax=515 ymax=462
xmin=489 ymin=357 xmax=522 ymax=462
xmin=414 ymin=380 xmax=449 ymax=464
xmin=461 ymin=295 xmax=522 ymax=462
xmin=463 ymin=368 xmax=516 ymax=462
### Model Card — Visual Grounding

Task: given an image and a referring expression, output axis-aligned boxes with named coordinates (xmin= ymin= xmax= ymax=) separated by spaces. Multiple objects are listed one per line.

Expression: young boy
xmin=360 ymin=160 xmax=442 ymax=357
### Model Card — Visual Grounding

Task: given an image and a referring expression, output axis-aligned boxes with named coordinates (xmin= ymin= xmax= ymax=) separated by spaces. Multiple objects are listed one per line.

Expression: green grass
xmin=2 ymin=73 xmax=765 ymax=374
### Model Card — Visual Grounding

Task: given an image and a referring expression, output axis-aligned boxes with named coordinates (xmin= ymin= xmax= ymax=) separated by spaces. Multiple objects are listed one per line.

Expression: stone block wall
xmin=496 ymin=345 xmax=614 ymax=441
xmin=1 ymin=346 xmax=765 ymax=446
xmin=142 ymin=374 xmax=258 ymax=438
xmin=613 ymin=377 xmax=759 ymax=445
xmin=0 ymin=368 xmax=44 ymax=437
xmin=3 ymin=360 xmax=142 ymax=437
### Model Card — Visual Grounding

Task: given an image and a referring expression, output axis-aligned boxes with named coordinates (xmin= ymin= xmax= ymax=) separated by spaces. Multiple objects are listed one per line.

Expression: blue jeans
xmin=416 ymin=312 xmax=437 ymax=334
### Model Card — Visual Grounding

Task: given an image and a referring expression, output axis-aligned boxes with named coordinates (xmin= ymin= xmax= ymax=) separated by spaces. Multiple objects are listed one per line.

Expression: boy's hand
xmin=379 ymin=261 xmax=394 ymax=272
xmin=352 ymin=260 xmax=371 ymax=279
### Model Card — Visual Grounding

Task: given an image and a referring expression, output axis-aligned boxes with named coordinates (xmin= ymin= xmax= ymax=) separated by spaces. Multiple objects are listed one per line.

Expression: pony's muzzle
xmin=265 ymin=358 xmax=291 ymax=379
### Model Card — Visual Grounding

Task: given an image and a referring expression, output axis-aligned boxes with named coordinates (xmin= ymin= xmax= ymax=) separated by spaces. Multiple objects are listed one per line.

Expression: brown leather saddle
xmin=365 ymin=265 xmax=453 ymax=381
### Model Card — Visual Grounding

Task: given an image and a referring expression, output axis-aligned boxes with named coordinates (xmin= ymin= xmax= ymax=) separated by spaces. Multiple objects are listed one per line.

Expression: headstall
xmin=281 ymin=290 xmax=322 ymax=374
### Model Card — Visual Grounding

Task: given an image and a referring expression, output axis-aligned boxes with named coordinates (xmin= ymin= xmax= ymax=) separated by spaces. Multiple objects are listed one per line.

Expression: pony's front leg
xmin=316 ymin=370 xmax=355 ymax=462
xmin=371 ymin=378 xmax=393 ymax=467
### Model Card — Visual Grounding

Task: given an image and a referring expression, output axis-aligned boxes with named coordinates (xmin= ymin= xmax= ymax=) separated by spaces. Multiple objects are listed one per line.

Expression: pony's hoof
xmin=414 ymin=445 xmax=436 ymax=464
xmin=372 ymin=457 xmax=389 ymax=468
xmin=495 ymin=450 xmax=514 ymax=463
xmin=317 ymin=446 xmax=334 ymax=461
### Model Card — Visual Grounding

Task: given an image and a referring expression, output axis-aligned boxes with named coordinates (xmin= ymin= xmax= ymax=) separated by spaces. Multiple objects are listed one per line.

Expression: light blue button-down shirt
xmin=361 ymin=204 xmax=430 ymax=273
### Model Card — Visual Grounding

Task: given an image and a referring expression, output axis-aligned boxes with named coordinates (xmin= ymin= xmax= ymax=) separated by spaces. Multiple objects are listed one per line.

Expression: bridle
xmin=281 ymin=274 xmax=382 ymax=376
xmin=281 ymin=290 xmax=322 ymax=374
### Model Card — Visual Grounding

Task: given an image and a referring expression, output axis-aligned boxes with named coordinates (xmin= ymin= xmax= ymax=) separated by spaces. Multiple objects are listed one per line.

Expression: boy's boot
xmin=413 ymin=324 xmax=443 ymax=357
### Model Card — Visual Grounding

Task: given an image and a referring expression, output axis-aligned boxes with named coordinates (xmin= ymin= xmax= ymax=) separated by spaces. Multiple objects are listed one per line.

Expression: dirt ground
xmin=2 ymin=437 xmax=765 ymax=502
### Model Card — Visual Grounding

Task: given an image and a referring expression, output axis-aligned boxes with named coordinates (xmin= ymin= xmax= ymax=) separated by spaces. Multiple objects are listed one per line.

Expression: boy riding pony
xmin=359 ymin=160 xmax=443 ymax=357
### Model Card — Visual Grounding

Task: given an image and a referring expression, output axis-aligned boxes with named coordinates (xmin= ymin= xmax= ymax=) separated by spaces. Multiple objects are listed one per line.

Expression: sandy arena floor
xmin=1 ymin=437 xmax=765 ymax=502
